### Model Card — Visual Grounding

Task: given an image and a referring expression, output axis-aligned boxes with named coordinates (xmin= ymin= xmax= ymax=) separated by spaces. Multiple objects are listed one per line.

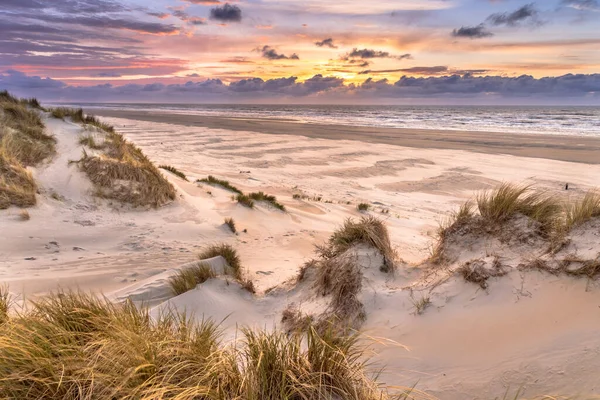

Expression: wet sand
xmin=94 ymin=109 xmax=600 ymax=164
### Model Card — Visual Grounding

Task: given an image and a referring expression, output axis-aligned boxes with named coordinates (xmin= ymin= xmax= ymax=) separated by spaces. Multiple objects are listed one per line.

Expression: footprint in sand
xmin=256 ymin=271 xmax=273 ymax=275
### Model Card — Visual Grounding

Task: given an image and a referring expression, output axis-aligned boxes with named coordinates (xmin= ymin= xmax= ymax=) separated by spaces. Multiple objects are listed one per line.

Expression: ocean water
xmin=68 ymin=103 xmax=600 ymax=137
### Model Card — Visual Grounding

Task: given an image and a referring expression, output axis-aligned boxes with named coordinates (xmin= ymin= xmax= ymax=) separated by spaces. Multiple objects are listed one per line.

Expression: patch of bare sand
xmin=378 ymin=171 xmax=500 ymax=195
xmin=323 ymin=158 xmax=435 ymax=178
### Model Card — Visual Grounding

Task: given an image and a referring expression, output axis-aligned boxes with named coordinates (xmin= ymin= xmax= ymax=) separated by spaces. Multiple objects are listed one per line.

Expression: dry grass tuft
xmin=0 ymin=93 xmax=55 ymax=209
xmin=169 ymin=263 xmax=216 ymax=295
xmin=224 ymin=217 xmax=236 ymax=233
xmin=0 ymin=290 xmax=395 ymax=399
xmin=315 ymin=255 xmax=366 ymax=328
xmin=18 ymin=209 xmax=30 ymax=221
xmin=476 ymin=183 xmax=561 ymax=233
xmin=198 ymin=243 xmax=242 ymax=280
xmin=357 ymin=202 xmax=370 ymax=212
xmin=457 ymin=259 xmax=507 ymax=289
xmin=565 ymin=190 xmax=600 ymax=230
xmin=320 ymin=216 xmax=396 ymax=273
xmin=159 ymin=164 xmax=188 ymax=181
xmin=198 ymin=175 xmax=243 ymax=194
xmin=236 ymin=193 xmax=255 ymax=208
xmin=411 ymin=294 xmax=431 ymax=315
xmin=78 ymin=134 xmax=105 ymax=150
xmin=248 ymin=191 xmax=285 ymax=211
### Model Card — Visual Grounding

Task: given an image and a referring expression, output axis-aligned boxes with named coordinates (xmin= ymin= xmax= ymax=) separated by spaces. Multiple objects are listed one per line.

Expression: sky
xmin=0 ymin=0 xmax=599 ymax=104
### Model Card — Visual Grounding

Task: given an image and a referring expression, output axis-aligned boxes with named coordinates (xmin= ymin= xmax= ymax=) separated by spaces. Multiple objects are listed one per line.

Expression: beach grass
xmin=565 ymin=190 xmax=600 ymax=230
xmin=69 ymin=113 xmax=176 ymax=207
xmin=198 ymin=243 xmax=242 ymax=280
xmin=357 ymin=202 xmax=370 ymax=212
xmin=169 ymin=262 xmax=216 ymax=295
xmin=0 ymin=289 xmax=398 ymax=399
xmin=159 ymin=164 xmax=188 ymax=181
xmin=236 ymin=193 xmax=255 ymax=208
xmin=319 ymin=216 xmax=396 ymax=273
xmin=0 ymin=92 xmax=55 ymax=209
xmin=248 ymin=191 xmax=285 ymax=211
xmin=224 ymin=217 xmax=236 ymax=233
xmin=198 ymin=175 xmax=243 ymax=194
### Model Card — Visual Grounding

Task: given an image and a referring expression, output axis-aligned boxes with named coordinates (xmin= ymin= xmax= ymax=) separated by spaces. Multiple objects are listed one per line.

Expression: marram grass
xmin=0 ymin=290 xmax=401 ymax=400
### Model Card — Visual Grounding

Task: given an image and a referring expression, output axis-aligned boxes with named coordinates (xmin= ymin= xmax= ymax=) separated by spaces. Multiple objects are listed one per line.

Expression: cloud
xmin=361 ymin=66 xmax=490 ymax=76
xmin=452 ymin=24 xmax=494 ymax=38
xmin=3 ymin=70 xmax=600 ymax=103
xmin=487 ymin=3 xmax=541 ymax=26
xmin=210 ymin=3 xmax=242 ymax=22
xmin=315 ymin=38 xmax=338 ymax=49
xmin=147 ymin=12 xmax=170 ymax=19
xmin=169 ymin=8 xmax=207 ymax=25
xmin=183 ymin=0 xmax=222 ymax=4
xmin=94 ymin=72 xmax=122 ymax=77
xmin=256 ymin=46 xmax=300 ymax=60
xmin=561 ymin=0 xmax=600 ymax=10
xmin=347 ymin=48 xmax=391 ymax=59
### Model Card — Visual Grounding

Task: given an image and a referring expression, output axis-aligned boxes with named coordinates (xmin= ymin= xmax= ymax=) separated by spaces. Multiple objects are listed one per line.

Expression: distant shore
xmin=94 ymin=109 xmax=600 ymax=164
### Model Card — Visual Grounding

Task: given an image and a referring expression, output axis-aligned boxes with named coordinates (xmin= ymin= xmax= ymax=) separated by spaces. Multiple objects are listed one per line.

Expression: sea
xmin=60 ymin=104 xmax=600 ymax=137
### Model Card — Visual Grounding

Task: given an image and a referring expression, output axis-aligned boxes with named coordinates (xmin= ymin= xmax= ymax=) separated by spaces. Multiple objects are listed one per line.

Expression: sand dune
xmin=2 ymin=110 xmax=600 ymax=399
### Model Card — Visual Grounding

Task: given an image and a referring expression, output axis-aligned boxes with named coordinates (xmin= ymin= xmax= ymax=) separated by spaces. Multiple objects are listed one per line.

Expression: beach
xmin=2 ymin=109 xmax=600 ymax=399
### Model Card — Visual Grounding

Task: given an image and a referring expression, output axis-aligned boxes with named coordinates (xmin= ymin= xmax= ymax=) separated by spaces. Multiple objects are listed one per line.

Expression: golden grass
xmin=159 ymin=164 xmax=188 ymax=181
xmin=169 ymin=263 xmax=216 ymax=295
xmin=431 ymin=183 xmax=590 ymax=265
xmin=73 ymin=127 xmax=175 ymax=207
xmin=198 ymin=175 xmax=243 ymax=194
xmin=236 ymin=193 xmax=255 ymax=208
xmin=224 ymin=217 xmax=236 ymax=233
xmin=0 ymin=149 xmax=37 ymax=209
xmin=248 ymin=191 xmax=285 ymax=211
xmin=78 ymin=134 xmax=106 ymax=150
xmin=0 ymin=290 xmax=397 ymax=399
xmin=565 ymin=190 xmax=600 ymax=230
xmin=198 ymin=244 xmax=242 ymax=280
xmin=18 ymin=209 xmax=30 ymax=221
xmin=320 ymin=216 xmax=396 ymax=273
xmin=0 ymin=92 xmax=55 ymax=209
xmin=357 ymin=202 xmax=370 ymax=211
xmin=476 ymin=183 xmax=562 ymax=232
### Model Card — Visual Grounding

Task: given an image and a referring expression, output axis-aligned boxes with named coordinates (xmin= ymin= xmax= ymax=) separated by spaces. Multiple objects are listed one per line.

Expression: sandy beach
xmin=95 ymin=109 xmax=600 ymax=164
xmin=2 ymin=109 xmax=600 ymax=399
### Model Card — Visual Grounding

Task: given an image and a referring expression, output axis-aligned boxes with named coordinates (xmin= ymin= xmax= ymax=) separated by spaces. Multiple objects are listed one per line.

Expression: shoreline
xmin=93 ymin=108 xmax=600 ymax=164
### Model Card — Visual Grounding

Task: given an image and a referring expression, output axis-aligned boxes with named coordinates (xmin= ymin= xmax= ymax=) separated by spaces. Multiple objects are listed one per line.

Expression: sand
xmin=2 ymin=111 xmax=600 ymax=399
xmin=94 ymin=109 xmax=600 ymax=164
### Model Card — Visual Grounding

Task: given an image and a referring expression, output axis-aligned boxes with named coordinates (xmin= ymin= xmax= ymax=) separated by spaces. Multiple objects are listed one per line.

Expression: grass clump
xmin=224 ymin=217 xmax=236 ymax=233
xmin=236 ymin=193 xmax=255 ymax=208
xmin=199 ymin=243 xmax=242 ymax=280
xmin=357 ymin=202 xmax=370 ymax=212
xmin=565 ymin=190 xmax=600 ymax=230
xmin=18 ymin=209 xmax=30 ymax=221
xmin=0 ymin=92 xmax=56 ymax=209
xmin=0 ymin=289 xmax=396 ymax=400
xmin=159 ymin=164 xmax=188 ymax=181
xmin=457 ymin=258 xmax=506 ymax=289
xmin=73 ymin=119 xmax=176 ymax=207
xmin=78 ymin=134 xmax=105 ymax=150
xmin=248 ymin=191 xmax=285 ymax=211
xmin=476 ymin=183 xmax=561 ymax=233
xmin=320 ymin=216 xmax=396 ymax=273
xmin=51 ymin=107 xmax=115 ymax=133
xmin=198 ymin=175 xmax=242 ymax=194
xmin=411 ymin=294 xmax=431 ymax=315
xmin=169 ymin=262 xmax=216 ymax=295
xmin=0 ymin=150 xmax=37 ymax=209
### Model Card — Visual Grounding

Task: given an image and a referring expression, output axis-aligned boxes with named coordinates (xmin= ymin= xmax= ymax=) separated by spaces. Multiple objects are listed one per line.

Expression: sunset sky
xmin=1 ymin=0 xmax=599 ymax=103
